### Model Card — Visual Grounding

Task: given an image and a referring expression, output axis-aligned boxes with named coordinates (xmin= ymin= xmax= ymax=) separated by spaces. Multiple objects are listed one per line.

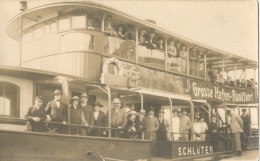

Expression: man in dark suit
xmin=157 ymin=109 xmax=170 ymax=142
xmin=45 ymin=90 xmax=67 ymax=133
xmin=91 ymin=101 xmax=107 ymax=137
xmin=241 ymin=108 xmax=251 ymax=150
xmin=80 ymin=92 xmax=94 ymax=135
xmin=143 ymin=107 xmax=159 ymax=140
xmin=25 ymin=96 xmax=46 ymax=132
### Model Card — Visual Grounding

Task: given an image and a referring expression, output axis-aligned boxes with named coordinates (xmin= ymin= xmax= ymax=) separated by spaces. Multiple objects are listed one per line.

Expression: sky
xmin=0 ymin=0 xmax=258 ymax=67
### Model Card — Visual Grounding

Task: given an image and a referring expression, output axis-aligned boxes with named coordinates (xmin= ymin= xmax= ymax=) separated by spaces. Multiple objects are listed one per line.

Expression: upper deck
xmin=5 ymin=1 xmax=258 ymax=103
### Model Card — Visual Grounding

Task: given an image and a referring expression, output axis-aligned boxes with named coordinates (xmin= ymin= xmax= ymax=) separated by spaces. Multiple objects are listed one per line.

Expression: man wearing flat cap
xmin=25 ymin=96 xmax=46 ymax=132
xmin=80 ymin=92 xmax=94 ymax=135
xmin=143 ymin=107 xmax=159 ymax=140
xmin=107 ymin=98 xmax=128 ymax=138
xmin=241 ymin=108 xmax=251 ymax=150
xmin=45 ymin=89 xmax=67 ymax=133
xmin=91 ymin=101 xmax=107 ymax=137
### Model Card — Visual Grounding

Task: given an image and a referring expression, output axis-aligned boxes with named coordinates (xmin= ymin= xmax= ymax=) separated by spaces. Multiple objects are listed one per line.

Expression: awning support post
xmin=105 ymin=86 xmax=112 ymax=138
xmin=168 ymin=98 xmax=173 ymax=141
xmin=188 ymin=101 xmax=194 ymax=140
xmin=138 ymin=92 xmax=144 ymax=110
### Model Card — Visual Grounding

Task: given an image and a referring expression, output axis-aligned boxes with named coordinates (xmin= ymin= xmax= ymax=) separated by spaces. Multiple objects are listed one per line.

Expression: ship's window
xmin=59 ymin=16 xmax=70 ymax=31
xmin=34 ymin=23 xmax=44 ymax=39
xmin=60 ymin=32 xmax=94 ymax=53
xmin=22 ymin=27 xmax=33 ymax=42
xmin=72 ymin=15 xmax=86 ymax=28
xmin=0 ymin=82 xmax=20 ymax=118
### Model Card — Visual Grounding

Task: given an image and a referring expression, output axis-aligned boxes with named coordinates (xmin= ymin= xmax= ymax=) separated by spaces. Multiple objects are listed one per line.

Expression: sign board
xmin=190 ymin=80 xmax=256 ymax=103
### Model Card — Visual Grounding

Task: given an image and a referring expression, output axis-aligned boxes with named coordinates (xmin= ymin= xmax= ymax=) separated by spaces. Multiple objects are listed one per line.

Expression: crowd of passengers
xmin=25 ymin=89 xmax=252 ymax=156
xmin=25 ymin=89 xmax=212 ymax=141
xmin=207 ymin=63 xmax=256 ymax=88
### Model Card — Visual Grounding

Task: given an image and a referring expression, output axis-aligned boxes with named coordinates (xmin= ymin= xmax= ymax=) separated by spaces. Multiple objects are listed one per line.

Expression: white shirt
xmin=94 ymin=111 xmax=99 ymax=120
xmin=171 ymin=116 xmax=180 ymax=133
xmin=55 ymin=101 xmax=60 ymax=109
xmin=200 ymin=122 xmax=208 ymax=133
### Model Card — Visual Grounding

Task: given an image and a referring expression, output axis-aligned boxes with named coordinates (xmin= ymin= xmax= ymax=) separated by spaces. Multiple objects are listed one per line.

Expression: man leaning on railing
xmin=25 ymin=96 xmax=46 ymax=132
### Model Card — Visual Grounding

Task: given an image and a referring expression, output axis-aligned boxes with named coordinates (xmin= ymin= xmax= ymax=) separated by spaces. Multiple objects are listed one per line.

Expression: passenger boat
xmin=0 ymin=1 xmax=258 ymax=160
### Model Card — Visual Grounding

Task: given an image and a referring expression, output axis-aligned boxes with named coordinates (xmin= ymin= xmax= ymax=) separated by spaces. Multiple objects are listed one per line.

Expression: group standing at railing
xmin=25 ymin=89 xmax=251 ymax=155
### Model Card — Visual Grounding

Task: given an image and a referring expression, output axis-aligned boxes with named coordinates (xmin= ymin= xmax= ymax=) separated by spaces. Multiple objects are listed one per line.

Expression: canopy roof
xmin=6 ymin=1 xmax=257 ymax=70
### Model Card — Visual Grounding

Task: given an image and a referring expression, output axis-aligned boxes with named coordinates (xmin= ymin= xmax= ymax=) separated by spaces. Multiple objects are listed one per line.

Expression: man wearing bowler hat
xmin=45 ymin=89 xmax=67 ymax=133
xmin=25 ymin=96 xmax=46 ymax=132
xmin=80 ymin=92 xmax=94 ymax=135
xmin=91 ymin=101 xmax=107 ymax=137
xmin=108 ymin=98 xmax=128 ymax=138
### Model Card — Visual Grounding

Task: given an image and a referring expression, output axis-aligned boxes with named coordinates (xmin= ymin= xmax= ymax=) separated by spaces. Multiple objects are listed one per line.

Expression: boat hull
xmin=0 ymin=130 xmax=152 ymax=161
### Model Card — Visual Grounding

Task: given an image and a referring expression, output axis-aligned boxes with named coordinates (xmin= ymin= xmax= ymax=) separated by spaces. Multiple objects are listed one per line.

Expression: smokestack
xmin=20 ymin=0 xmax=27 ymax=12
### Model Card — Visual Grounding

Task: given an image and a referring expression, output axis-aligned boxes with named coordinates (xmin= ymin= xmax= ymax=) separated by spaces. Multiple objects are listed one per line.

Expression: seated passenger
xmin=179 ymin=44 xmax=188 ymax=72
xmin=236 ymin=79 xmax=241 ymax=86
xmin=108 ymin=98 xmax=128 ymax=138
xmin=167 ymin=39 xmax=178 ymax=70
xmin=138 ymin=29 xmax=148 ymax=45
xmin=91 ymin=101 xmax=107 ymax=137
xmin=104 ymin=15 xmax=116 ymax=36
xmin=25 ymin=96 xmax=46 ymax=132
xmin=146 ymin=31 xmax=157 ymax=49
xmin=224 ymin=76 xmax=232 ymax=85
xmin=80 ymin=92 xmax=94 ymax=135
xmin=94 ymin=18 xmax=101 ymax=31
xmin=241 ymin=79 xmax=246 ymax=87
xmin=125 ymin=24 xmax=135 ymax=41
xmin=208 ymin=64 xmax=216 ymax=83
xmin=124 ymin=111 xmax=139 ymax=139
xmin=157 ymin=109 xmax=170 ymax=142
xmin=45 ymin=90 xmax=67 ymax=133
xmin=143 ymin=107 xmax=159 ymax=140
xmin=156 ymin=37 xmax=164 ymax=51
xmin=116 ymin=25 xmax=125 ymax=39
xmin=87 ymin=16 xmax=95 ymax=30
xmin=70 ymin=96 xmax=86 ymax=135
